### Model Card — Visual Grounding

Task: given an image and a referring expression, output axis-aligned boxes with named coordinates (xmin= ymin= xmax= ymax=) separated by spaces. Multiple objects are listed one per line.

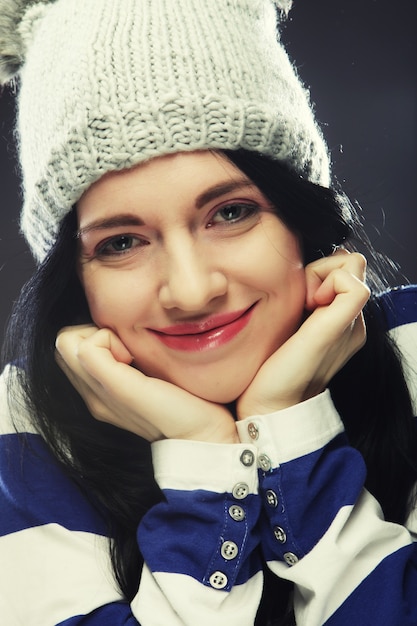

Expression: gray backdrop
xmin=1 ymin=0 xmax=416 ymax=345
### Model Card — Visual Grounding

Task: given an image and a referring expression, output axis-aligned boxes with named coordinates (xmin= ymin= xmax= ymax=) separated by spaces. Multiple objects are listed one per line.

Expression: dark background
xmin=0 ymin=0 xmax=416 ymax=346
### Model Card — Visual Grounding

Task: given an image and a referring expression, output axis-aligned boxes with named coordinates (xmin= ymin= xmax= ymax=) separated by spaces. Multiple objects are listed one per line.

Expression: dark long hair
xmin=3 ymin=149 xmax=417 ymax=625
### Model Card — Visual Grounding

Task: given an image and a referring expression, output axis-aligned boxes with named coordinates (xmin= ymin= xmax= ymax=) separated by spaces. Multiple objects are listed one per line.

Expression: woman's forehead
xmin=76 ymin=151 xmax=256 ymax=221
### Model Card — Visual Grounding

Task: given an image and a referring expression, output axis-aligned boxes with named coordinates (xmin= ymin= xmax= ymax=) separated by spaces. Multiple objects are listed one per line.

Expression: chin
xmin=136 ymin=361 xmax=255 ymax=404
xmin=179 ymin=378 xmax=249 ymax=405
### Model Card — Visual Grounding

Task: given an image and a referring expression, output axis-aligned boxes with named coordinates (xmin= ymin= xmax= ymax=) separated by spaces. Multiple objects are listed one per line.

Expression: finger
xmin=56 ymin=330 xmax=162 ymax=438
xmin=305 ymin=252 xmax=368 ymax=311
xmin=55 ymin=326 xmax=135 ymax=416
xmin=67 ymin=329 xmax=167 ymax=420
xmin=307 ymin=251 xmax=367 ymax=283
xmin=56 ymin=324 xmax=98 ymax=345
xmin=57 ymin=328 xmax=138 ymax=416
xmin=75 ymin=335 xmax=234 ymax=439
xmin=313 ymin=269 xmax=370 ymax=311
xmin=303 ymin=271 xmax=369 ymax=344
xmin=55 ymin=324 xmax=98 ymax=372
xmin=75 ymin=328 xmax=137 ymax=380
xmin=55 ymin=325 xmax=237 ymax=443
xmin=56 ymin=325 xmax=134 ymax=366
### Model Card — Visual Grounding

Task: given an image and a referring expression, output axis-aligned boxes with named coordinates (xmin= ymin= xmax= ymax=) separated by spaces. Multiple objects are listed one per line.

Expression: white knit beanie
xmin=0 ymin=0 xmax=330 ymax=263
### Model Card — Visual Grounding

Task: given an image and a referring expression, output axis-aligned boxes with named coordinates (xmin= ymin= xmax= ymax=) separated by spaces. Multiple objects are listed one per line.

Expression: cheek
xmin=260 ymin=235 xmax=307 ymax=333
xmin=257 ymin=230 xmax=306 ymax=297
xmin=278 ymin=260 xmax=307 ymax=326
xmin=82 ymin=283 xmax=113 ymax=328
xmin=80 ymin=270 xmax=146 ymax=331
xmin=272 ymin=264 xmax=306 ymax=333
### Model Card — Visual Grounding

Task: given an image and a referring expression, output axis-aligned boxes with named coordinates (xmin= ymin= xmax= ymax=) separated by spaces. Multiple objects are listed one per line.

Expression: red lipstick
xmin=149 ymin=304 xmax=256 ymax=352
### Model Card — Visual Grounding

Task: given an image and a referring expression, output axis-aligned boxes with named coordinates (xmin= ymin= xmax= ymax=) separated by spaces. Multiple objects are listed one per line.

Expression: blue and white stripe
xmin=0 ymin=285 xmax=416 ymax=625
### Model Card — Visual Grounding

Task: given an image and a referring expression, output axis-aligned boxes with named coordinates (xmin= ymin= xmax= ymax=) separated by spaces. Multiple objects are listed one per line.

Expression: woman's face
xmin=77 ymin=151 xmax=306 ymax=403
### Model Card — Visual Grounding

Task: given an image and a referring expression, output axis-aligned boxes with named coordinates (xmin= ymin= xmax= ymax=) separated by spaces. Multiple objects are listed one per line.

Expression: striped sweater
xmin=1 ymin=286 xmax=417 ymax=625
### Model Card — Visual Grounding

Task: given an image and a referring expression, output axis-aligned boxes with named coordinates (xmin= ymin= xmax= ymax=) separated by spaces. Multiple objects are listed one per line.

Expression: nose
xmin=158 ymin=236 xmax=228 ymax=311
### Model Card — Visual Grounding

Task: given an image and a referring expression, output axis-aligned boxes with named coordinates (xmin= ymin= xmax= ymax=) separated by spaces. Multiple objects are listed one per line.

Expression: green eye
xmin=110 ymin=236 xmax=133 ymax=252
xmin=210 ymin=203 xmax=259 ymax=225
xmin=97 ymin=235 xmax=148 ymax=257
xmin=220 ymin=205 xmax=244 ymax=221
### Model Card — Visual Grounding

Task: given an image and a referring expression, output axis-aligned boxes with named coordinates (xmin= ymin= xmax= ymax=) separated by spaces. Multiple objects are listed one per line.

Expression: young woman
xmin=1 ymin=1 xmax=417 ymax=624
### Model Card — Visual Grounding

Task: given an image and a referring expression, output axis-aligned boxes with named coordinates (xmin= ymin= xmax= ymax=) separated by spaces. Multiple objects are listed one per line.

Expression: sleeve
xmin=0 ymin=368 xmax=264 ymax=626
xmin=0 ymin=378 xmax=138 ymax=625
xmin=237 ymin=390 xmax=417 ymax=626
xmin=133 ymin=439 xmax=263 ymax=625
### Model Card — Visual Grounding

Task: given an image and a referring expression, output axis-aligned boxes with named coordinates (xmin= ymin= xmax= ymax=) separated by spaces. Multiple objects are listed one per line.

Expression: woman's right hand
xmin=55 ymin=325 xmax=238 ymax=444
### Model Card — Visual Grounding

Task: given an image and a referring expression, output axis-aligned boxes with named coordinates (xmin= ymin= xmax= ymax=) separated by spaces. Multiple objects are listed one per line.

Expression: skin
xmin=55 ymin=151 xmax=370 ymax=445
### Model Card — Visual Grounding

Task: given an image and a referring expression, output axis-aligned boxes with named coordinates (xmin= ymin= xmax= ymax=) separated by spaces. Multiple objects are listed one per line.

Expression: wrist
xmin=180 ymin=423 xmax=240 ymax=444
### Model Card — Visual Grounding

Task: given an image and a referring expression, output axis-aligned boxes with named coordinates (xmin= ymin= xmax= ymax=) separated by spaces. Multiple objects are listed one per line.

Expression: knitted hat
xmin=0 ymin=0 xmax=330 ymax=263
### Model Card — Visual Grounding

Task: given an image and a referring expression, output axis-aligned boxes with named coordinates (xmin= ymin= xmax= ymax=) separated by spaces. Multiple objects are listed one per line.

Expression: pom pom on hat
xmin=0 ymin=0 xmax=293 ymax=85
xmin=273 ymin=0 xmax=292 ymax=13
xmin=3 ymin=0 xmax=330 ymax=263
xmin=0 ymin=0 xmax=53 ymax=83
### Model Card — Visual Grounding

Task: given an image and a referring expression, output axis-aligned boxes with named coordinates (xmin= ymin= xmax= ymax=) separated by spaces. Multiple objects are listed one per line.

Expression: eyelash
xmin=207 ymin=202 xmax=260 ymax=227
xmin=94 ymin=202 xmax=261 ymax=258
xmin=96 ymin=235 xmax=149 ymax=258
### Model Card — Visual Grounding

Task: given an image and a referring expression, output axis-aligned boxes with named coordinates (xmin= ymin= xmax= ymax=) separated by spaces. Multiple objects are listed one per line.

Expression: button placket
xmin=261 ymin=465 xmax=301 ymax=567
xmin=247 ymin=422 xmax=259 ymax=440
xmin=220 ymin=540 xmax=239 ymax=561
xmin=245 ymin=416 xmax=301 ymax=568
xmin=209 ymin=571 xmax=228 ymax=589
xmin=283 ymin=552 xmax=299 ymax=566
xmin=228 ymin=504 xmax=245 ymax=522
xmin=266 ymin=489 xmax=278 ymax=507
xmin=258 ymin=453 xmax=272 ymax=472
xmin=273 ymin=525 xmax=287 ymax=543
xmin=240 ymin=449 xmax=255 ymax=467
xmin=233 ymin=441 xmax=256 ymax=500
xmin=206 ymin=445 xmax=257 ymax=592
xmin=245 ymin=421 xmax=275 ymax=474
xmin=232 ymin=482 xmax=249 ymax=499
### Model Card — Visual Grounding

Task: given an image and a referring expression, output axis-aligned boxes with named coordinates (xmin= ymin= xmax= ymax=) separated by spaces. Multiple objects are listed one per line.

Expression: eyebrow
xmin=76 ymin=215 xmax=145 ymax=238
xmin=77 ymin=177 xmax=255 ymax=237
xmin=194 ymin=178 xmax=254 ymax=209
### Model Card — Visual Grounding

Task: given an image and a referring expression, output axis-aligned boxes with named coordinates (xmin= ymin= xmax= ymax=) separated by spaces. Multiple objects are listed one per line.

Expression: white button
xmin=283 ymin=552 xmax=299 ymax=566
xmin=258 ymin=454 xmax=271 ymax=471
xmin=221 ymin=540 xmax=239 ymax=560
xmin=232 ymin=482 xmax=249 ymax=499
xmin=266 ymin=490 xmax=278 ymax=507
xmin=240 ymin=449 xmax=255 ymax=467
xmin=209 ymin=571 xmax=228 ymax=589
xmin=248 ymin=422 xmax=259 ymax=440
xmin=273 ymin=526 xmax=287 ymax=543
xmin=229 ymin=504 xmax=246 ymax=521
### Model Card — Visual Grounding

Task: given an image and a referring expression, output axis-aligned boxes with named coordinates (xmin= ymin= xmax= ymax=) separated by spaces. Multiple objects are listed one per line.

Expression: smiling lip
xmin=149 ymin=304 xmax=257 ymax=352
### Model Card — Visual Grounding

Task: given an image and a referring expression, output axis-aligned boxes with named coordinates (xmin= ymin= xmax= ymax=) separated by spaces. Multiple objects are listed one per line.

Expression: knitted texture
xmin=0 ymin=0 xmax=52 ymax=83
xmin=1 ymin=0 xmax=330 ymax=262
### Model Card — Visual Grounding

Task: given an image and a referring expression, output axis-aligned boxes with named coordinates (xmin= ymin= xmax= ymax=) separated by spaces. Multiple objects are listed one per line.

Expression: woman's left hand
xmin=237 ymin=250 xmax=370 ymax=419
